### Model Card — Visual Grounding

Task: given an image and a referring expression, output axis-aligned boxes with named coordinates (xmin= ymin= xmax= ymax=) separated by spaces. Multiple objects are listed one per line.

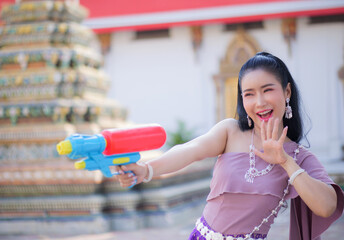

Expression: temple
xmin=0 ymin=0 xmax=213 ymax=235
xmin=0 ymin=0 xmax=343 ymax=237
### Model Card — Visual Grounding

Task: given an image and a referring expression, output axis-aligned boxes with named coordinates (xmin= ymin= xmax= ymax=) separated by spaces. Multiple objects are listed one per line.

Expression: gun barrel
xmin=56 ymin=134 xmax=106 ymax=159
xmin=56 ymin=140 xmax=73 ymax=155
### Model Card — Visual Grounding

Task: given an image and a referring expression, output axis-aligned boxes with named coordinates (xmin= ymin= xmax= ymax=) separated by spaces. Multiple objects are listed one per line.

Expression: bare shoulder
xmin=217 ymin=118 xmax=249 ymax=153
xmin=215 ymin=118 xmax=240 ymax=134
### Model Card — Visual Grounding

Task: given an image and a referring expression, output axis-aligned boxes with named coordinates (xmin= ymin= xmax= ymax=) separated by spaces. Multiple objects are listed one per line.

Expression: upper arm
xmin=184 ymin=118 xmax=236 ymax=160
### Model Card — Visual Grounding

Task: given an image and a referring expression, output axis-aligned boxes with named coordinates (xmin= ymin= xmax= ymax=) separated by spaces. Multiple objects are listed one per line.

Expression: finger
xmin=113 ymin=164 xmax=133 ymax=175
xmin=267 ymin=117 xmax=274 ymax=139
xmin=261 ymin=120 xmax=267 ymax=141
xmin=120 ymin=179 xmax=136 ymax=188
xmin=121 ymin=163 xmax=138 ymax=172
xmin=272 ymin=118 xmax=279 ymax=140
xmin=122 ymin=175 xmax=137 ymax=186
xmin=120 ymin=163 xmax=146 ymax=181
xmin=109 ymin=165 xmax=123 ymax=176
xmin=118 ymin=173 xmax=137 ymax=187
xmin=253 ymin=148 xmax=264 ymax=160
xmin=278 ymin=126 xmax=288 ymax=144
xmin=115 ymin=172 xmax=131 ymax=181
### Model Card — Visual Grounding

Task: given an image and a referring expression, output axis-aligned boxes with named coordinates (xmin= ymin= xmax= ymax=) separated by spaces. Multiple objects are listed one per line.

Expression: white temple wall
xmin=104 ymin=18 xmax=344 ymax=161
xmin=104 ymin=28 xmax=206 ymax=135
xmin=291 ymin=18 xmax=344 ymax=162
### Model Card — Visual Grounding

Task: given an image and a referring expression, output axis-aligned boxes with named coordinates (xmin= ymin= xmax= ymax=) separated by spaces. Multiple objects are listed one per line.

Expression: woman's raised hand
xmin=253 ymin=117 xmax=289 ymax=165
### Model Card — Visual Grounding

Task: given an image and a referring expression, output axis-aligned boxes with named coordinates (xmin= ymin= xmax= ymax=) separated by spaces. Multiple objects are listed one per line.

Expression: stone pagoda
xmin=0 ymin=0 xmax=214 ymax=235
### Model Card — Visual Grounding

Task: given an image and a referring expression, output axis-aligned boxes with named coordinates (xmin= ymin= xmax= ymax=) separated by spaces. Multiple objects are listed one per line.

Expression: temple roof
xmin=82 ymin=0 xmax=344 ymax=33
xmin=1 ymin=0 xmax=344 ymax=32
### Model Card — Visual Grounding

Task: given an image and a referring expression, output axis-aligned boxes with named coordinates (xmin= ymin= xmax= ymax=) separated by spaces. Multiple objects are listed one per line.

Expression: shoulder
xmin=296 ymin=147 xmax=333 ymax=183
xmin=213 ymin=119 xmax=248 ymax=152
xmin=214 ymin=118 xmax=240 ymax=132
xmin=289 ymin=144 xmax=320 ymax=167
xmin=211 ymin=118 xmax=241 ymax=139
xmin=297 ymin=146 xmax=318 ymax=164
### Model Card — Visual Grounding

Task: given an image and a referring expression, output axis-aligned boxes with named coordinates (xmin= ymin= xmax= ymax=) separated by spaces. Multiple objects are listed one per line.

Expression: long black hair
xmin=236 ymin=52 xmax=304 ymax=143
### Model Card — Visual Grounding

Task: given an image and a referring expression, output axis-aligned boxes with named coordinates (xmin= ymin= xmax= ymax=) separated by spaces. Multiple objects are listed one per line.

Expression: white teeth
xmin=258 ymin=110 xmax=272 ymax=115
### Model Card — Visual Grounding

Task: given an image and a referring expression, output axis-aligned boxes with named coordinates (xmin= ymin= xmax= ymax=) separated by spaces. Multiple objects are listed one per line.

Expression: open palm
xmin=254 ymin=118 xmax=289 ymax=165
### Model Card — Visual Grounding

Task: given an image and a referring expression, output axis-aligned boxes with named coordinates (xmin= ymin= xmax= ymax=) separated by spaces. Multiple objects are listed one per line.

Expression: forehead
xmin=241 ymin=69 xmax=281 ymax=90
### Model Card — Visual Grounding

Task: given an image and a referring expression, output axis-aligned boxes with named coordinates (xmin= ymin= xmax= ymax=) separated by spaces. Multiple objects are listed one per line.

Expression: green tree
xmin=167 ymin=120 xmax=195 ymax=148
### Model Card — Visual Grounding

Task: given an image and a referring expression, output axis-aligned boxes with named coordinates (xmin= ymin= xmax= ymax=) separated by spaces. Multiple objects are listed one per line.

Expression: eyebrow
xmin=242 ymin=83 xmax=276 ymax=93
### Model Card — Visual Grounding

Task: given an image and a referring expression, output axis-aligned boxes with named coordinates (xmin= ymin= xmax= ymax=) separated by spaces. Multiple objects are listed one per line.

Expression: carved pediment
xmin=220 ymin=28 xmax=261 ymax=76
xmin=214 ymin=28 xmax=261 ymax=121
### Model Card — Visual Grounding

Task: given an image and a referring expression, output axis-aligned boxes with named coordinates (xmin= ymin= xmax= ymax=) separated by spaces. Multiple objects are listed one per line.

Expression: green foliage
xmin=167 ymin=120 xmax=195 ymax=148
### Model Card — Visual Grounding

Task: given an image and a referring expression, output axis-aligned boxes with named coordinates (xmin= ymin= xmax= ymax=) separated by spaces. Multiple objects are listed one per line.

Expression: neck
xmin=252 ymin=127 xmax=261 ymax=139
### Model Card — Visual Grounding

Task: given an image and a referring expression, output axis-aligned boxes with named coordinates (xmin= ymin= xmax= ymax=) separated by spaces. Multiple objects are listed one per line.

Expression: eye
xmin=243 ymin=93 xmax=253 ymax=97
xmin=264 ymin=88 xmax=273 ymax=93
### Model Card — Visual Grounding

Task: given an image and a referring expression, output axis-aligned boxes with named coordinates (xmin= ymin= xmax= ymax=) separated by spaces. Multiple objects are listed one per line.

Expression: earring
xmin=247 ymin=115 xmax=252 ymax=127
xmin=285 ymin=98 xmax=292 ymax=119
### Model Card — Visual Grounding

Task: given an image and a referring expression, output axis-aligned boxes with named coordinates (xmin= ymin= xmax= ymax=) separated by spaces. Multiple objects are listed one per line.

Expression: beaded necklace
xmin=245 ymin=130 xmax=274 ymax=183
xmin=244 ymin=144 xmax=303 ymax=240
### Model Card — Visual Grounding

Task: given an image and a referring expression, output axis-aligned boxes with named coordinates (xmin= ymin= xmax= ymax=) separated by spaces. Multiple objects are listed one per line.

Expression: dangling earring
xmin=285 ymin=98 xmax=292 ymax=119
xmin=247 ymin=115 xmax=252 ymax=127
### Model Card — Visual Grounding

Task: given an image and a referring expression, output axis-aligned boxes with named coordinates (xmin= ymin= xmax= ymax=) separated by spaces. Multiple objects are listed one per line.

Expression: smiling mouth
xmin=257 ymin=109 xmax=273 ymax=120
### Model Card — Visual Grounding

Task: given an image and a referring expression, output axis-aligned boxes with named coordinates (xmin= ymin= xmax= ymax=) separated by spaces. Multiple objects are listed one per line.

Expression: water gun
xmin=56 ymin=124 xmax=166 ymax=187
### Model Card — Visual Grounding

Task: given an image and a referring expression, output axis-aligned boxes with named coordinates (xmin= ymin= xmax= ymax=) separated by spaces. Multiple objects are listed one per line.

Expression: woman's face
xmin=241 ymin=69 xmax=291 ymax=131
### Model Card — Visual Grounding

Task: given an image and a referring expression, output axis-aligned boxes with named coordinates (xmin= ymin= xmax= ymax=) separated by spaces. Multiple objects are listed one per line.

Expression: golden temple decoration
xmin=214 ymin=28 xmax=261 ymax=121
xmin=97 ymin=33 xmax=112 ymax=55
xmin=190 ymin=25 xmax=203 ymax=59
xmin=281 ymin=18 xmax=296 ymax=56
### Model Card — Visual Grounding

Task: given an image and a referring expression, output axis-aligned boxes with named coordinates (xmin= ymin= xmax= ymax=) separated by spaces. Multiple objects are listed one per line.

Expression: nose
xmin=256 ymin=93 xmax=266 ymax=107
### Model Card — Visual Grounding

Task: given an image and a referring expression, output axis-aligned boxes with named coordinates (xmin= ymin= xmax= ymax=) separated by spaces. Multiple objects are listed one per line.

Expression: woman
xmin=114 ymin=52 xmax=343 ymax=240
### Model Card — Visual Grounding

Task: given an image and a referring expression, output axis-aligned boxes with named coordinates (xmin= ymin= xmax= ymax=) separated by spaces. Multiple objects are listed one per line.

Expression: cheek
xmin=242 ymin=98 xmax=254 ymax=114
xmin=266 ymin=91 xmax=285 ymax=107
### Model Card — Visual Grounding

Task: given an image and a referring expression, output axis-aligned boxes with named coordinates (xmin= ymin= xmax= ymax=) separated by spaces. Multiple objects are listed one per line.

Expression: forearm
xmin=280 ymin=157 xmax=337 ymax=218
xmin=148 ymin=141 xmax=206 ymax=177
xmin=116 ymin=119 xmax=229 ymax=187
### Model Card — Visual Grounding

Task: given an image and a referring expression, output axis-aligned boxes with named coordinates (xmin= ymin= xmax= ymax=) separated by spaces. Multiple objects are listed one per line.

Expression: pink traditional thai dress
xmin=189 ymin=141 xmax=344 ymax=240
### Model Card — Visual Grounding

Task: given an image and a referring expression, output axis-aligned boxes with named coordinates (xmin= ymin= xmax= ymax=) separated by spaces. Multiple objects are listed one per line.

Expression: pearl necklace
xmin=245 ymin=130 xmax=274 ymax=183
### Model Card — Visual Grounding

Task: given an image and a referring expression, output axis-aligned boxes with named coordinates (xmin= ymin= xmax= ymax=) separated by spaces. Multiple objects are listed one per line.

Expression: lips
xmin=256 ymin=109 xmax=273 ymax=121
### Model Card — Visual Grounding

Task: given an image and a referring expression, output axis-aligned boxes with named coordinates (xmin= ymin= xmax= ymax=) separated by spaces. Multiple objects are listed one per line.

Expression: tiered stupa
xmin=0 ymin=0 xmax=129 ymax=234
xmin=0 ymin=0 xmax=214 ymax=235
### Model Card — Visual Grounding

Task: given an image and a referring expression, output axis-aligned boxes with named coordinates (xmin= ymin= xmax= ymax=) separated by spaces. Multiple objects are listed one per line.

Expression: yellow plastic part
xmin=56 ymin=140 xmax=72 ymax=155
xmin=75 ymin=161 xmax=86 ymax=169
xmin=113 ymin=157 xmax=130 ymax=165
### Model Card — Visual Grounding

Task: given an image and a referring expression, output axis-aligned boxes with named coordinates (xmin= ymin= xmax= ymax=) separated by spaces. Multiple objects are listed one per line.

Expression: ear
xmin=285 ymin=83 xmax=291 ymax=99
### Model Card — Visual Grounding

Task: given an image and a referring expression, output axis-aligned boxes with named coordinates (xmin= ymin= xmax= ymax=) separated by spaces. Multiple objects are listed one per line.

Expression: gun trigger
xmin=101 ymin=167 xmax=113 ymax=178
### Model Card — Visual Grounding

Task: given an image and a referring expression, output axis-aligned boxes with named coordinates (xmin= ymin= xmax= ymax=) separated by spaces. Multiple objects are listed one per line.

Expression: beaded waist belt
xmin=195 ymin=217 xmax=267 ymax=240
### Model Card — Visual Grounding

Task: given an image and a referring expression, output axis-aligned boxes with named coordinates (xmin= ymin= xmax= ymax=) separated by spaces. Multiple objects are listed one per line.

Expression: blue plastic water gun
xmin=56 ymin=124 xmax=166 ymax=187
